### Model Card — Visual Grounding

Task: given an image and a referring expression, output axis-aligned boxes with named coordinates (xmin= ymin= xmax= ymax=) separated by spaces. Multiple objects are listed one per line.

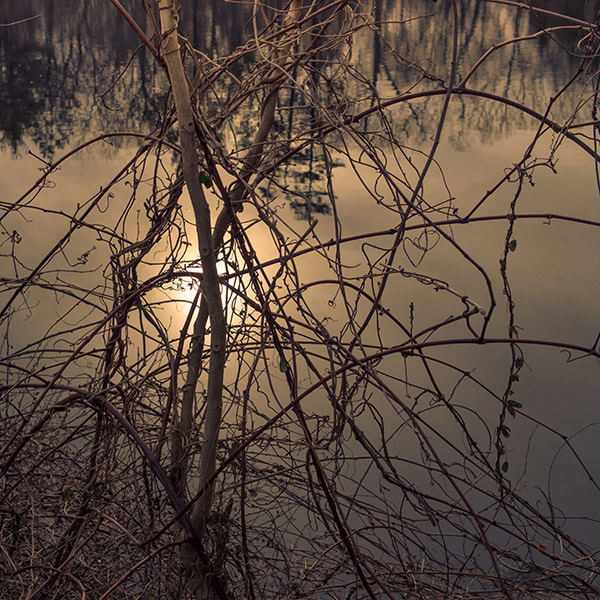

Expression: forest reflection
xmin=1 ymin=0 xmax=597 ymax=157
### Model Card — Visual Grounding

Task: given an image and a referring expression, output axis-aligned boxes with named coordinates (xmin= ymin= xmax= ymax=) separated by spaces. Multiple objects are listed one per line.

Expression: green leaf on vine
xmin=199 ymin=171 xmax=212 ymax=188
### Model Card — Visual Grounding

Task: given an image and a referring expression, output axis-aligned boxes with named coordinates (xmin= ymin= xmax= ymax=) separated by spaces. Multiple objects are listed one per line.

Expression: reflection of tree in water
xmin=2 ymin=0 xmax=596 ymax=155
xmin=0 ymin=0 xmax=248 ymax=156
xmin=360 ymin=0 xmax=600 ymax=148
xmin=256 ymin=61 xmax=349 ymax=220
xmin=0 ymin=2 xmax=151 ymax=155
xmin=259 ymin=142 xmax=342 ymax=221
xmin=1 ymin=0 xmax=597 ymax=219
xmin=0 ymin=43 xmax=47 ymax=153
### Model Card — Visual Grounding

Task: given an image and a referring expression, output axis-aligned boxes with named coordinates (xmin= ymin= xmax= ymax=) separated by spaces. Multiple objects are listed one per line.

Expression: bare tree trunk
xmin=157 ymin=0 xmax=226 ymax=592
xmin=158 ymin=2 xmax=305 ymax=595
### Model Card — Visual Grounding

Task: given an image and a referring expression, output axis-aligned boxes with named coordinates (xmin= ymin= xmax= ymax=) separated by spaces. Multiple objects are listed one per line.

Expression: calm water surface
xmin=2 ymin=0 xmax=600 ymax=555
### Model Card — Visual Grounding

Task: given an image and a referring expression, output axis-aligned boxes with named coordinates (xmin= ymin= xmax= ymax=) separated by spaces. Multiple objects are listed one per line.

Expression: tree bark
xmin=157 ymin=0 xmax=226 ymax=585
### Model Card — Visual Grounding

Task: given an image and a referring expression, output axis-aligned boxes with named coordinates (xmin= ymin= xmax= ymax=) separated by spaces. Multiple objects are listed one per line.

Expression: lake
xmin=2 ymin=1 xmax=600 ymax=598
